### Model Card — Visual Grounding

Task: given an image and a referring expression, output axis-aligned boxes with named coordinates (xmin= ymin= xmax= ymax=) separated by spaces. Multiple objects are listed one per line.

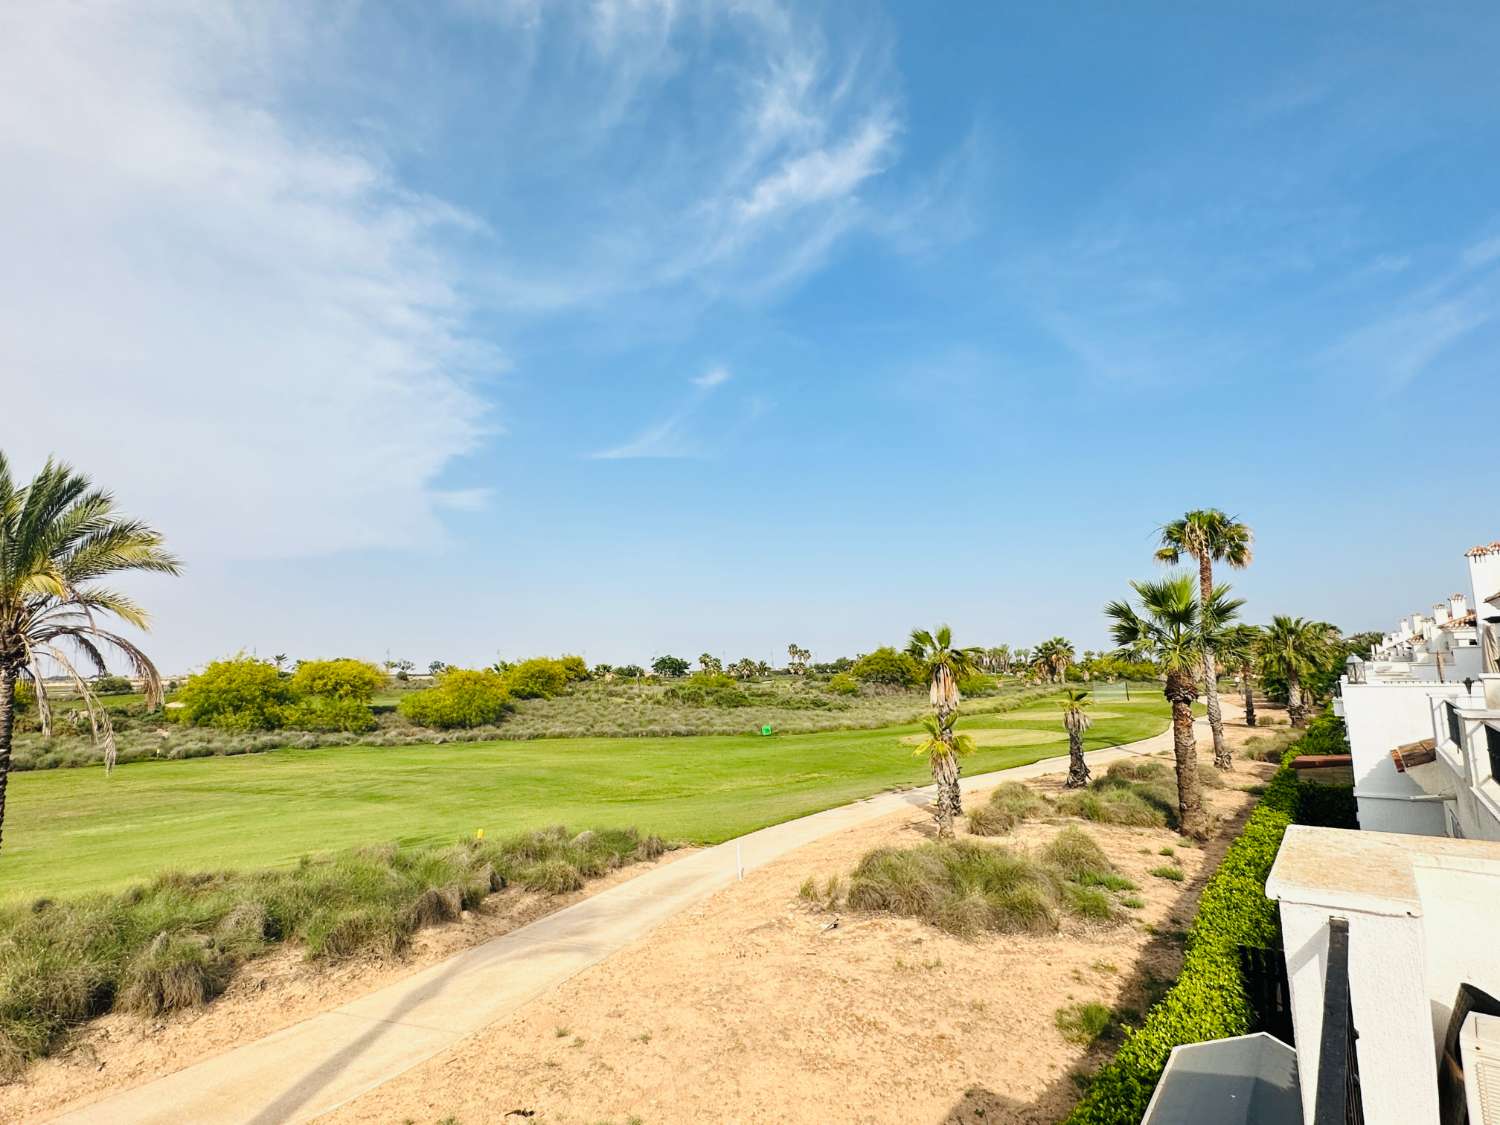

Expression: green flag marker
xmin=761 ymin=723 xmax=773 ymax=736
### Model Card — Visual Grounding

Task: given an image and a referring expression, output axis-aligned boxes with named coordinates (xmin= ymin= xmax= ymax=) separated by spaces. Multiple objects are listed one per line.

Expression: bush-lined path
xmin=2 ymin=698 xmax=1173 ymax=900
xmin=44 ymin=711 xmax=1218 ymax=1125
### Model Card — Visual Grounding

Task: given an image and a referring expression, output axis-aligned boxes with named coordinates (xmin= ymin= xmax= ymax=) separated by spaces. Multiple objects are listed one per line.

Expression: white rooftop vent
xmin=1464 ymin=1012 xmax=1500 ymax=1124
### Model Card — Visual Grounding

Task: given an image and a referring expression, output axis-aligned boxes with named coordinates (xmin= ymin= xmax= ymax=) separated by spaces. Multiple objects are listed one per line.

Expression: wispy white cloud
xmin=0 ymin=0 xmax=493 ymax=560
xmin=593 ymin=367 xmax=734 ymax=459
xmin=692 ymin=367 xmax=732 ymax=389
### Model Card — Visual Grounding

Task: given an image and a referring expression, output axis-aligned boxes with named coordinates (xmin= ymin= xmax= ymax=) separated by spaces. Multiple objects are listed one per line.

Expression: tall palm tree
xmin=1218 ymin=624 xmax=1263 ymax=728
xmin=0 ymin=455 xmax=179 ymax=849
xmin=1105 ymin=576 xmax=1242 ymax=838
xmin=1060 ymin=689 xmax=1093 ymax=788
xmin=1257 ymin=616 xmax=1335 ymax=728
xmin=1155 ymin=510 xmax=1253 ymax=769
xmin=907 ymin=624 xmax=982 ymax=834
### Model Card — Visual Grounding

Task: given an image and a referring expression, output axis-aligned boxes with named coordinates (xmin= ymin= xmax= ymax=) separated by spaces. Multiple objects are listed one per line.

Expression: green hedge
xmin=1063 ymin=732 xmax=1355 ymax=1123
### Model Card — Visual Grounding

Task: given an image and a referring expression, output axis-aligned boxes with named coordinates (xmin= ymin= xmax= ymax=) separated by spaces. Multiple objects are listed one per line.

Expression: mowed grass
xmin=0 ymin=697 xmax=1174 ymax=901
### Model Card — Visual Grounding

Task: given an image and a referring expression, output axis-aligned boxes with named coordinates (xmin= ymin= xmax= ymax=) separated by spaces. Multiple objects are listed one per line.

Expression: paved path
xmin=51 ymin=714 xmax=1210 ymax=1125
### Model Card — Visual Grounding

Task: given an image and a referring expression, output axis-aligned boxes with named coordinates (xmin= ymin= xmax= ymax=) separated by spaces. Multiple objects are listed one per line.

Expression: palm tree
xmin=907 ymin=625 xmax=982 ymax=834
xmin=1060 ymin=689 xmax=1093 ymax=788
xmin=910 ymin=716 xmax=975 ymax=838
xmin=1106 ymin=576 xmax=1242 ymax=838
xmin=1156 ymin=510 xmax=1253 ymax=769
xmin=1257 ymin=616 xmax=1335 ymax=728
xmin=1218 ymin=624 xmax=1263 ymax=728
xmin=0 ymin=455 xmax=180 ymax=848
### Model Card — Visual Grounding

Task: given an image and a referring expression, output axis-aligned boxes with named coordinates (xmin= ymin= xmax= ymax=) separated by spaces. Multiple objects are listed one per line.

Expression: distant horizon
xmin=4 ymin=1 xmax=1498 ymax=673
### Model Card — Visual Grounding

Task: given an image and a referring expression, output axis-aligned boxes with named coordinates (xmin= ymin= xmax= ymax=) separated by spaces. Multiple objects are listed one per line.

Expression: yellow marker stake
xmin=476 ymin=828 xmax=484 ymax=840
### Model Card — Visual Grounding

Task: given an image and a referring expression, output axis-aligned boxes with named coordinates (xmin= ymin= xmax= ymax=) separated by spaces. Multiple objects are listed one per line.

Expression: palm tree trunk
xmin=1165 ymin=668 xmax=1207 ymax=838
xmin=1287 ymin=674 xmax=1306 ymax=728
xmin=1065 ymin=727 xmax=1089 ymax=788
xmin=1198 ymin=558 xmax=1228 ymax=769
xmin=1242 ymin=670 xmax=1256 ymax=728
xmin=932 ymin=749 xmax=958 ymax=838
xmin=0 ymin=666 xmax=14 ymax=853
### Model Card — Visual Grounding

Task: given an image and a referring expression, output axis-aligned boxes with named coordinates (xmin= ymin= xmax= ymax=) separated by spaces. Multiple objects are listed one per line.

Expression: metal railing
xmin=1314 ymin=917 xmax=1364 ymax=1125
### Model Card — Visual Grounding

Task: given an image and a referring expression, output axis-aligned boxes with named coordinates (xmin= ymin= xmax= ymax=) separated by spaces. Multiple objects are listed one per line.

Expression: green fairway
xmin=0 ymin=696 xmax=1173 ymax=901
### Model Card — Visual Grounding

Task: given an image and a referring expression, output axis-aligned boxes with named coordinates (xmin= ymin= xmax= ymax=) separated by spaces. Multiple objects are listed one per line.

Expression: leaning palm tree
xmin=1105 ymin=576 xmax=1242 ymax=838
xmin=1060 ymin=689 xmax=1093 ymax=788
xmin=907 ymin=625 xmax=982 ymax=832
xmin=1218 ymin=624 xmax=1263 ymax=728
xmin=1257 ymin=616 xmax=1334 ymax=728
xmin=0 ymin=454 xmax=180 ymax=849
xmin=1155 ymin=510 xmax=1253 ymax=769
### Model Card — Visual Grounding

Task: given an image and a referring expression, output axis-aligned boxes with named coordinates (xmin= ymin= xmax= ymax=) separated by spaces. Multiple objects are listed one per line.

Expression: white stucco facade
xmin=1268 ymin=826 xmax=1500 ymax=1125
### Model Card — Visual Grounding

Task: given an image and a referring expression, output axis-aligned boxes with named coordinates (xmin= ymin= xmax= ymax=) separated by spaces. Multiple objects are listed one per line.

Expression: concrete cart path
xmin=50 ymin=711 xmax=1219 ymax=1125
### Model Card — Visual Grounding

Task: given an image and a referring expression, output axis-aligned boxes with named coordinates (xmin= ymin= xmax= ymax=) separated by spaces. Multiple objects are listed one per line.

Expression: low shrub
xmin=283 ymin=697 xmax=377 ymax=733
xmin=0 ymin=824 xmax=661 ymax=1077
xmin=175 ymin=656 xmax=293 ymax=730
xmin=503 ymin=659 xmax=571 ymax=700
xmin=967 ymin=781 xmax=1046 ymax=836
xmin=289 ymin=659 xmax=385 ymax=702
xmin=1056 ymin=1001 xmax=1114 ymax=1046
xmin=826 ymin=672 xmax=861 ymax=696
xmin=92 ymin=675 xmax=135 ymax=696
xmin=398 ymin=669 xmax=513 ymax=729
xmin=846 ymin=829 xmax=1128 ymax=939
xmin=1063 ymin=720 xmax=1353 ymax=1124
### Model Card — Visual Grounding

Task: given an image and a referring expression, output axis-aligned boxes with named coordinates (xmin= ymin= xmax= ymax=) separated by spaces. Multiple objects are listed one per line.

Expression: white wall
xmin=1342 ymin=679 xmax=1463 ymax=835
xmin=1413 ymin=860 xmax=1500 ymax=1043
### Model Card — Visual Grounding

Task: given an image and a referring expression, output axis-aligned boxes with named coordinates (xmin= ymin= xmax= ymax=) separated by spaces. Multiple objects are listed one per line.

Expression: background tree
xmin=428 ymin=660 xmax=448 ymax=676
xmin=1257 ymin=616 xmax=1335 ymax=728
xmin=1060 ymin=689 xmax=1093 ymax=788
xmin=1217 ymin=624 xmax=1263 ymax=727
xmin=1155 ymin=509 xmax=1253 ymax=769
xmin=0 ymin=454 xmax=180 ymax=846
xmin=271 ymin=653 xmax=288 ymax=674
xmin=785 ymin=643 xmax=810 ymax=675
xmin=1106 ymin=576 xmax=1242 ymax=837
xmin=697 ymin=653 xmax=723 ymax=676
xmin=906 ymin=625 xmax=982 ymax=830
xmin=651 ymin=654 xmax=690 ymax=678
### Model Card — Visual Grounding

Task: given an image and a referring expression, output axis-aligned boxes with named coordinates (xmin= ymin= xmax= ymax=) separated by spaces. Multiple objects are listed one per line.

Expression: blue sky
xmin=4 ymin=1 xmax=1500 ymax=671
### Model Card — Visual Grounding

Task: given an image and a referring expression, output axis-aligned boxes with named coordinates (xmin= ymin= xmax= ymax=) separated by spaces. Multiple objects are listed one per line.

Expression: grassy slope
xmin=0 ymin=698 xmax=1172 ymax=901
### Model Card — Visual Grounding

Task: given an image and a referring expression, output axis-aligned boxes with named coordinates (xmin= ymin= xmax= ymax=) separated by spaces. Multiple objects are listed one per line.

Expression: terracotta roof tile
xmin=1466 ymin=541 xmax=1500 ymax=558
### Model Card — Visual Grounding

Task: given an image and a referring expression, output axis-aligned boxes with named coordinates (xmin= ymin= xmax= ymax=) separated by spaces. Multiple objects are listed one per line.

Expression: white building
xmin=1245 ymin=541 xmax=1500 ymax=1125
xmin=1338 ymin=541 xmax=1500 ymax=840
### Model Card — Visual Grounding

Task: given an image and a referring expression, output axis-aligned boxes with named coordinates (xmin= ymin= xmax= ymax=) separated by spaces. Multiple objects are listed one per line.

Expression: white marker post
xmin=736 ymin=841 xmax=744 ymax=881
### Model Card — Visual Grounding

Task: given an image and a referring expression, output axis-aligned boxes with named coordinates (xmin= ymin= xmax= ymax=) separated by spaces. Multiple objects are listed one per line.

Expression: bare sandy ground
xmin=0 ymin=850 xmax=696 ymax=1123
xmin=318 ymin=722 xmax=1277 ymax=1125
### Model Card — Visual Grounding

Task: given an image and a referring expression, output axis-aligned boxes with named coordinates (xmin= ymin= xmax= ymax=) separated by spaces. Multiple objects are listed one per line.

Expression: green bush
xmin=1062 ymin=733 xmax=1346 ymax=1124
xmin=826 ymin=672 xmax=860 ymax=696
xmin=289 ymin=659 xmax=385 ymax=702
xmin=0 ymin=825 xmax=660 ymax=1077
xmin=176 ymin=657 xmax=293 ymax=730
xmin=398 ymin=669 xmax=513 ymax=729
xmin=558 ymin=655 xmax=590 ymax=682
xmin=503 ymin=658 xmax=570 ymax=700
xmin=92 ymin=675 xmax=135 ymax=696
xmin=851 ymin=646 xmax=923 ymax=689
xmin=284 ymin=697 xmax=378 ymax=733
xmin=12 ymin=680 xmax=35 ymax=713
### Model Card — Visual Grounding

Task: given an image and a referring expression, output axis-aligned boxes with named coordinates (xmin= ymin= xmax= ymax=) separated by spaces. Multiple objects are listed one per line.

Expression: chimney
xmin=1451 ymin=593 xmax=1469 ymax=619
xmin=1434 ymin=602 xmax=1451 ymax=626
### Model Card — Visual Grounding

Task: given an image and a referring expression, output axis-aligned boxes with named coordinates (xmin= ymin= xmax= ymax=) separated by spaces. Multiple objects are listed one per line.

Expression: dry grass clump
xmin=966 ymin=781 xmax=1046 ymax=836
xmin=845 ymin=828 xmax=1131 ymax=938
xmin=0 ymin=825 xmax=665 ymax=1079
xmin=1054 ymin=757 xmax=1223 ymax=829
